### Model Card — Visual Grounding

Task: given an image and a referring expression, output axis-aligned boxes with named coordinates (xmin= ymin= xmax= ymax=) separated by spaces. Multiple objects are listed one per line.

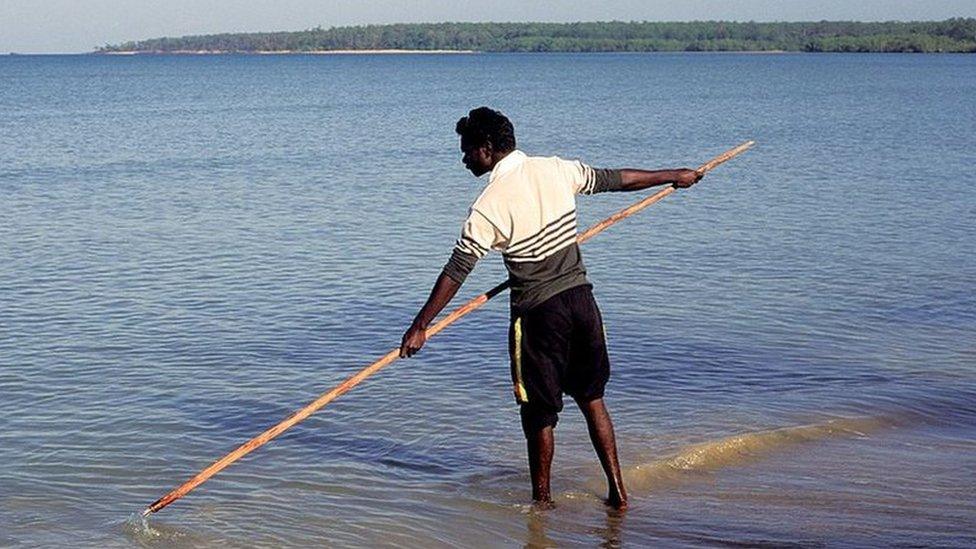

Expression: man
xmin=400 ymin=107 xmax=701 ymax=510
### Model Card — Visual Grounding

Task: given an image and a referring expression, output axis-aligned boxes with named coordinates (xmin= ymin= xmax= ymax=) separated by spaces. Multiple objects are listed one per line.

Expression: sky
xmin=2 ymin=0 xmax=975 ymax=53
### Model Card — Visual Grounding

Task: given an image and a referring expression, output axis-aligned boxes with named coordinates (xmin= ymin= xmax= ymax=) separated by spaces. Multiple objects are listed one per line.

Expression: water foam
xmin=121 ymin=511 xmax=195 ymax=545
xmin=122 ymin=512 xmax=163 ymax=540
xmin=624 ymin=416 xmax=898 ymax=490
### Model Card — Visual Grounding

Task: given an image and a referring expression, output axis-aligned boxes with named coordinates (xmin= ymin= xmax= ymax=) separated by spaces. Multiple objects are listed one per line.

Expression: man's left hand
xmin=400 ymin=322 xmax=427 ymax=358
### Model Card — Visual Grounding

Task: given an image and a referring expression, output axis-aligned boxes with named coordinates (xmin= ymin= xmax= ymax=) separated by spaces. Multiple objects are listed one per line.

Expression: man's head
xmin=455 ymin=107 xmax=516 ymax=177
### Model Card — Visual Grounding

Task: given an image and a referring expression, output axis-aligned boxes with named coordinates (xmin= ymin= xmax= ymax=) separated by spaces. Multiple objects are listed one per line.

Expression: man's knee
xmin=575 ymin=395 xmax=605 ymax=415
xmin=520 ymin=404 xmax=558 ymax=438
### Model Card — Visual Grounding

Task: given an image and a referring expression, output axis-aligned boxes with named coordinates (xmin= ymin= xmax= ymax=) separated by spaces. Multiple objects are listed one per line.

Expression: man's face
xmin=460 ymin=137 xmax=492 ymax=177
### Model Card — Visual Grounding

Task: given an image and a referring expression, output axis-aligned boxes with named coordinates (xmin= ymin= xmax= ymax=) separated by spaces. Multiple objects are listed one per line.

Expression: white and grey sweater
xmin=442 ymin=150 xmax=624 ymax=313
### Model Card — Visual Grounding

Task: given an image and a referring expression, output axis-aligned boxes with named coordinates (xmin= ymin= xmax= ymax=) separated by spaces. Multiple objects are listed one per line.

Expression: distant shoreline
xmin=91 ymin=49 xmax=799 ymax=56
xmin=10 ymin=50 xmax=975 ymax=56
xmin=89 ymin=50 xmax=976 ymax=56
xmin=98 ymin=49 xmax=477 ymax=56
xmin=95 ymin=20 xmax=976 ymax=55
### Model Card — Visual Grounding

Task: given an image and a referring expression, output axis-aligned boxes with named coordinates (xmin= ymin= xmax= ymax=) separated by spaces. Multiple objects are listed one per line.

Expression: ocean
xmin=1 ymin=52 xmax=974 ymax=547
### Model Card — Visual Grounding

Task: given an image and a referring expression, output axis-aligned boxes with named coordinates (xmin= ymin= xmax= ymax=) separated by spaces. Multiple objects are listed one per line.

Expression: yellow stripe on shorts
xmin=513 ymin=317 xmax=529 ymax=403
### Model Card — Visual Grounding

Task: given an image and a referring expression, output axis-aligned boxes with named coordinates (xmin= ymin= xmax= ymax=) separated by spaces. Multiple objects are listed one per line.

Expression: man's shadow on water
xmin=524 ymin=506 xmax=624 ymax=549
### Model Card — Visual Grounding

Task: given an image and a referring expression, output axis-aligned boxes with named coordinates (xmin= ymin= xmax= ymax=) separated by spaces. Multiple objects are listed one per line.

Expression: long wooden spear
xmin=142 ymin=140 xmax=755 ymax=516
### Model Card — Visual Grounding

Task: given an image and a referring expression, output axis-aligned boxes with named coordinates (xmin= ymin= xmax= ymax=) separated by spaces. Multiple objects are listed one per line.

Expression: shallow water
xmin=1 ymin=52 xmax=974 ymax=547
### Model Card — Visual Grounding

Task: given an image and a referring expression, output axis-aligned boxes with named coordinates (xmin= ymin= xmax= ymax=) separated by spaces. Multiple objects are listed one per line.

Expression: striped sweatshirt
xmin=443 ymin=150 xmax=624 ymax=313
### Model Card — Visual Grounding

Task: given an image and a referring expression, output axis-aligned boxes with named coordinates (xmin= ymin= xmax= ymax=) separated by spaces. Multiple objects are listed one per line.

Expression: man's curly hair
xmin=455 ymin=107 xmax=516 ymax=153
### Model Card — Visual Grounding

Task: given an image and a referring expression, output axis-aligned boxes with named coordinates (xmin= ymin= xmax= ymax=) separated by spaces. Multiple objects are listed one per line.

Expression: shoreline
xmin=5 ymin=49 xmax=964 ymax=56
xmin=97 ymin=49 xmax=478 ymax=55
xmin=87 ymin=49 xmax=976 ymax=56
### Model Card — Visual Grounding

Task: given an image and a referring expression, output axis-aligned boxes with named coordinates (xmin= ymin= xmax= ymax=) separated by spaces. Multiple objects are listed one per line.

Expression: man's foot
xmin=577 ymin=399 xmax=629 ymax=512
xmin=531 ymin=498 xmax=556 ymax=511
xmin=526 ymin=425 xmax=555 ymax=512
xmin=606 ymin=492 xmax=628 ymax=511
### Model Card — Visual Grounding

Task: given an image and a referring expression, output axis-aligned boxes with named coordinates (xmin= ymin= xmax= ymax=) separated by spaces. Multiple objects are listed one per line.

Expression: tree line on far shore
xmin=97 ymin=20 xmax=976 ymax=54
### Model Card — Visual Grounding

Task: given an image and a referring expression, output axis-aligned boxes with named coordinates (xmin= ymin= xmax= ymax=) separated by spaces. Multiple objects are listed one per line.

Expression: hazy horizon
xmin=3 ymin=0 xmax=976 ymax=54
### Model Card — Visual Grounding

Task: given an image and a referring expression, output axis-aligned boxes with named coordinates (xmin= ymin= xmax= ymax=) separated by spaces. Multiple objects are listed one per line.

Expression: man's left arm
xmin=400 ymin=209 xmax=501 ymax=358
xmin=399 ymin=272 xmax=461 ymax=358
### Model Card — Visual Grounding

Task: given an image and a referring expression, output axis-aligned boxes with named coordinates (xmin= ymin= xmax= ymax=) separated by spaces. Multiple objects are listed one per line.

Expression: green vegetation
xmin=97 ymin=20 xmax=976 ymax=54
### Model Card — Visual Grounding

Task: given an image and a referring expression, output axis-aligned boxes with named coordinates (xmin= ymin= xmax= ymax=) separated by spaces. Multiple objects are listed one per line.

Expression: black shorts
xmin=509 ymin=284 xmax=611 ymax=436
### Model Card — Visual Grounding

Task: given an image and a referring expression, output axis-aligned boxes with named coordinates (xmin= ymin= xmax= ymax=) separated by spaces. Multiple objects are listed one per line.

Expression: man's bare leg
xmin=577 ymin=398 xmax=628 ymax=509
xmin=526 ymin=425 xmax=555 ymax=507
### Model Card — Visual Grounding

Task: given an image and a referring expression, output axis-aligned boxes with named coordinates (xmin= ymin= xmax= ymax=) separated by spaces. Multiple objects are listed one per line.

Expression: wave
xmin=623 ymin=416 xmax=899 ymax=490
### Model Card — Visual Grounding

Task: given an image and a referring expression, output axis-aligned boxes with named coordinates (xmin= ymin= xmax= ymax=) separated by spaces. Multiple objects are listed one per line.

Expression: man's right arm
xmin=617 ymin=168 xmax=702 ymax=191
xmin=566 ymin=160 xmax=702 ymax=195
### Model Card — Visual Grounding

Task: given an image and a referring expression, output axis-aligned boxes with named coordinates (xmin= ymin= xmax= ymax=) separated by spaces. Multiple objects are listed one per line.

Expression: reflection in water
xmin=594 ymin=509 xmax=624 ymax=549
xmin=524 ymin=506 xmax=555 ymax=549
xmin=523 ymin=505 xmax=624 ymax=549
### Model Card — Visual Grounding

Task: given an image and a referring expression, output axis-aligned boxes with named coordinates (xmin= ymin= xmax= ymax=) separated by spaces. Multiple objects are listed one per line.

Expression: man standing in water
xmin=400 ymin=107 xmax=701 ymax=509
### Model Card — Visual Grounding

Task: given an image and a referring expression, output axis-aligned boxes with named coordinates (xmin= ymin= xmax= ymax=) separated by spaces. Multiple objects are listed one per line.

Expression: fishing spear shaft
xmin=142 ymin=140 xmax=754 ymax=516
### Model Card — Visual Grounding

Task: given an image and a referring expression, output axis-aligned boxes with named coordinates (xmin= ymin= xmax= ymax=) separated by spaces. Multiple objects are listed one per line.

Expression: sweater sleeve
xmin=442 ymin=208 xmax=506 ymax=284
xmin=556 ymin=158 xmax=624 ymax=195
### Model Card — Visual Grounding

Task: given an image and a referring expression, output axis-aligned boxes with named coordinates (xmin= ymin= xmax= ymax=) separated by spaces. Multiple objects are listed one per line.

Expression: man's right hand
xmin=673 ymin=169 xmax=704 ymax=189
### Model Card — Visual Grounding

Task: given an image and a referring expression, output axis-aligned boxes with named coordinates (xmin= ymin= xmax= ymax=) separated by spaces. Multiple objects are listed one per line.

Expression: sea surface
xmin=1 ymin=52 xmax=974 ymax=547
